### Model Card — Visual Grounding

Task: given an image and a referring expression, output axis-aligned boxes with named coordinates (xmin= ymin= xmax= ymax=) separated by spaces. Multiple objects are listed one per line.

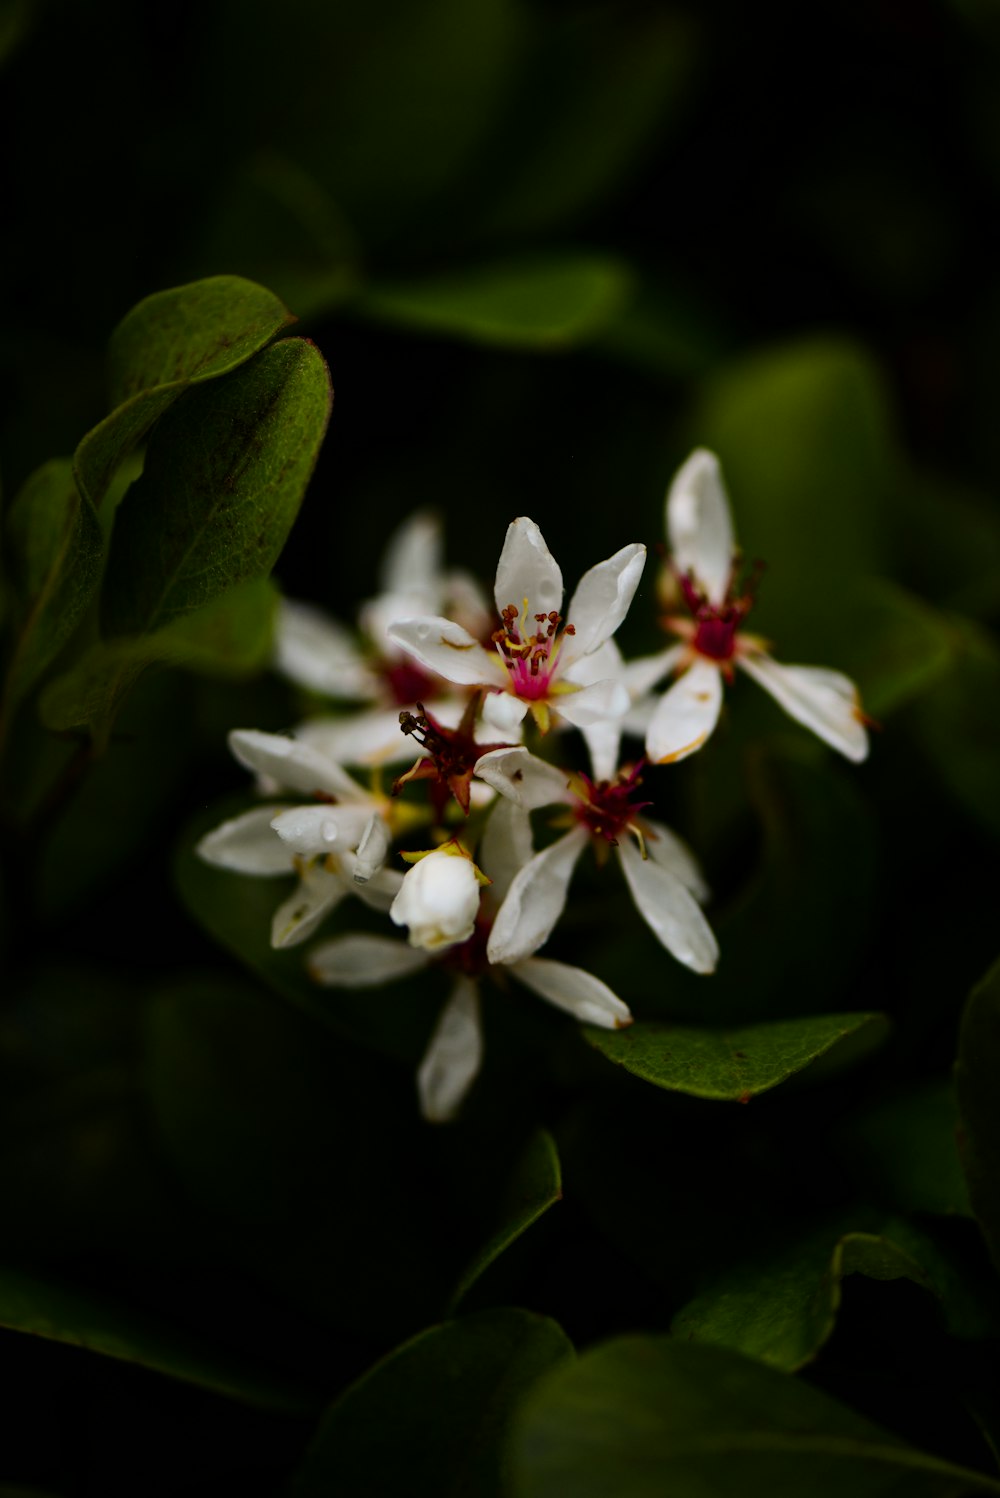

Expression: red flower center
xmin=572 ymin=763 xmax=652 ymax=846
xmin=382 ymin=659 xmax=440 ymax=708
xmin=677 ymin=562 xmax=762 ymax=662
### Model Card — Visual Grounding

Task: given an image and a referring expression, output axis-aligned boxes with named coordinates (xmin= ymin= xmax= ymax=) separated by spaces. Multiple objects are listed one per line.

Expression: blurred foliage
xmin=2 ymin=0 xmax=1000 ymax=1493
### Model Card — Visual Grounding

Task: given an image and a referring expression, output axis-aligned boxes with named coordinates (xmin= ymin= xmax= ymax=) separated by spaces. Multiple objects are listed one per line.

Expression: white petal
xmin=378 ymin=510 xmax=442 ymax=598
xmin=270 ymin=862 xmax=347 ymax=948
xmin=474 ymin=746 xmax=572 ymax=811
xmin=390 ymin=849 xmax=481 ymax=952
xmin=486 ymin=826 xmax=587 ymax=966
xmin=622 ymin=644 xmax=685 ymax=700
xmin=308 ymin=934 xmax=430 ymax=987
xmin=564 ymin=543 xmax=646 ymax=660
xmin=361 ymin=589 xmax=441 ymax=658
xmin=645 ymin=659 xmax=723 ymax=764
xmin=443 ymin=568 xmax=492 ymax=639
xmin=554 ymin=677 xmax=629 ymax=730
xmin=481 ymin=689 xmax=529 ymax=737
xmin=560 ymin=639 xmax=625 ymax=781
xmin=228 ymin=728 xmax=362 ymax=799
xmin=387 ymin=616 xmax=507 ymax=689
xmin=270 ymin=803 xmax=371 ymax=857
xmin=617 ymin=838 xmax=718 ymax=973
xmin=493 ymin=517 xmax=563 ymax=618
xmin=417 ymin=977 xmax=483 ymax=1124
xmin=512 ymin=956 xmax=632 ymax=1030
xmin=288 ymin=706 xmax=414 ymax=768
xmin=347 ymin=856 xmax=404 ymax=911
xmin=354 ymin=813 xmax=391 ymax=883
xmin=273 ymin=599 xmax=376 ymax=699
xmin=666 ymin=448 xmax=735 ymax=606
xmin=738 ymin=653 xmax=869 ymax=763
xmin=642 ymin=817 xmax=710 ymax=902
xmin=195 ymin=806 xmax=294 ymax=875
xmin=580 ymin=720 xmax=622 ymax=785
xmin=479 ymin=797 xmax=534 ymax=907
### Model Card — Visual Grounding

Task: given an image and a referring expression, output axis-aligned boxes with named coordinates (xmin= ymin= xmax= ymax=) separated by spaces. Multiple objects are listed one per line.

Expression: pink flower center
xmin=572 ymin=763 xmax=652 ymax=846
xmin=492 ymin=604 xmax=575 ymax=701
xmin=677 ymin=563 xmax=762 ymax=663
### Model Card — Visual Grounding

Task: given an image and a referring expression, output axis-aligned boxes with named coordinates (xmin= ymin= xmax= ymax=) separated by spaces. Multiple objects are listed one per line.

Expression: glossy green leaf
xmin=288 ymin=1310 xmax=573 ymax=1498
xmin=101 ymin=337 xmax=330 ymax=638
xmin=687 ymin=337 xmax=894 ymax=653
xmin=1 ymin=458 xmax=103 ymax=716
xmin=173 ymin=799 xmax=433 ymax=1063
xmin=510 ymin=1336 xmax=1000 ymax=1498
xmin=670 ymin=1222 xmax=953 ymax=1372
xmin=585 ymin=1012 xmax=887 ymax=1101
xmin=956 ymin=956 xmax=1000 ymax=1273
xmin=0 ymin=1263 xmax=317 ymax=1414
xmin=40 ymin=577 xmax=279 ymax=739
xmin=355 ymin=255 xmax=631 ymax=349
xmin=449 ymin=1130 xmax=562 ymax=1312
xmin=75 ymin=275 xmax=295 ymax=508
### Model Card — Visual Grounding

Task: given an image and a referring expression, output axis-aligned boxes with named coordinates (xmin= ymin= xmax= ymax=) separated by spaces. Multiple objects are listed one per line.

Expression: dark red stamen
xmin=437 ymin=913 xmax=492 ymax=977
xmin=393 ymin=697 xmax=510 ymax=818
xmin=573 ymin=762 xmax=652 ymax=846
xmin=677 ymin=559 xmax=764 ymax=662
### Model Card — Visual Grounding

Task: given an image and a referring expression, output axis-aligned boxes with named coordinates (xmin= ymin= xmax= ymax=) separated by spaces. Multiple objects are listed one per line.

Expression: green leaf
xmin=585 ymin=1012 xmax=888 ymax=1102
xmin=670 ymin=1221 xmax=954 ymax=1373
xmin=287 ymin=1310 xmax=573 ymax=1498
xmin=40 ymin=577 xmax=279 ymax=739
xmin=144 ymin=975 xmax=457 ymax=1337
xmin=197 ymin=152 xmax=360 ymax=321
xmin=1 ymin=458 xmax=103 ymax=716
xmin=477 ymin=10 xmax=695 ymax=239
xmin=833 ymin=578 xmax=954 ymax=718
xmin=0 ymin=1263 xmax=317 ymax=1414
xmin=75 ymin=275 xmax=295 ymax=508
xmin=449 ymin=1130 xmax=562 ymax=1312
xmin=596 ymin=277 xmax=728 ymax=379
xmin=509 ymin=1336 xmax=1000 ymax=1498
xmin=687 ymin=337 xmax=894 ymax=654
xmin=956 ymin=956 xmax=1000 ymax=1274
xmin=354 ymin=254 xmax=631 ymax=350
xmin=911 ymin=620 xmax=1000 ymax=838
xmin=835 ymin=1080 xmax=972 ymax=1219
xmin=101 ymin=337 xmax=330 ymax=637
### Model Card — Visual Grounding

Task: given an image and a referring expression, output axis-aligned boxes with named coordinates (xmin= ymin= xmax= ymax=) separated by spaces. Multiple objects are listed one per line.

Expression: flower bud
xmin=390 ymin=848 xmax=480 ymax=951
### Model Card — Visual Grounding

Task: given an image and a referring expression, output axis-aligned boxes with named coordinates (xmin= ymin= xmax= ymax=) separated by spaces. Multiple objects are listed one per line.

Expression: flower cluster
xmin=198 ymin=453 xmax=869 ymax=1121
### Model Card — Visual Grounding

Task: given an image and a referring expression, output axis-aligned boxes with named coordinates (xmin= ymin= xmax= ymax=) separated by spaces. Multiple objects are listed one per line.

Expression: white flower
xmin=274 ymin=510 xmax=491 ymax=765
xmin=474 ymin=744 xmax=717 ymax=975
xmin=309 ymin=797 xmax=631 ymax=1123
xmin=387 ymin=517 xmax=645 ymax=739
xmin=195 ymin=727 xmax=402 ymax=947
xmin=627 ymin=450 xmax=869 ymax=765
xmin=390 ymin=845 xmax=482 ymax=952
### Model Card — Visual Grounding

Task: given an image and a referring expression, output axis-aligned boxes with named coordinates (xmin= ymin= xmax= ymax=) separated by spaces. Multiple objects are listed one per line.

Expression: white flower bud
xmin=390 ymin=848 xmax=480 ymax=952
